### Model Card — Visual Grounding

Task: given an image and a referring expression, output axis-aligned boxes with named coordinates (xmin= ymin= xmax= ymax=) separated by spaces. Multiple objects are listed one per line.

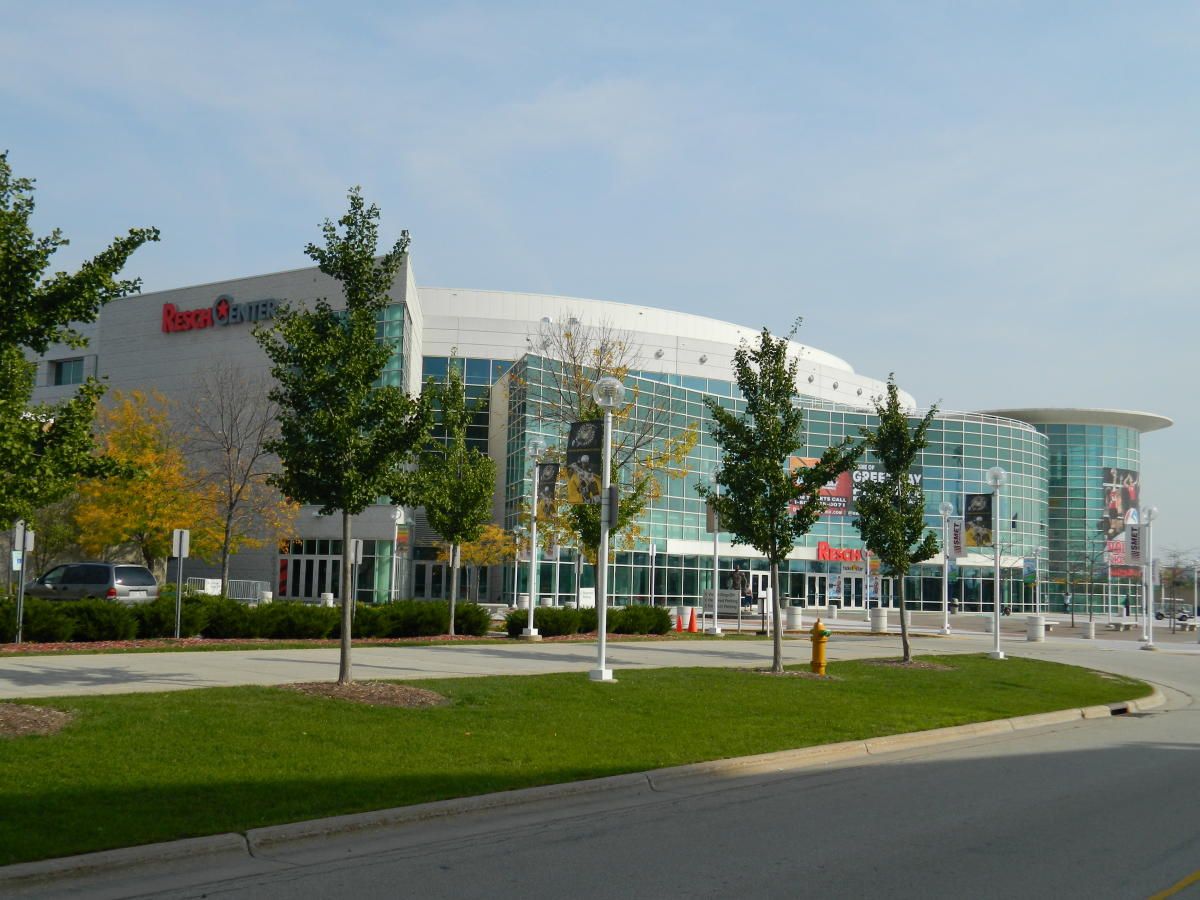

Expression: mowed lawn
xmin=0 ymin=655 xmax=1148 ymax=865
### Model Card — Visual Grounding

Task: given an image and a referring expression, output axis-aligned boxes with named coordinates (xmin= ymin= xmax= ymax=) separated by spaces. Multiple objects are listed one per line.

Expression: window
xmin=52 ymin=358 xmax=85 ymax=386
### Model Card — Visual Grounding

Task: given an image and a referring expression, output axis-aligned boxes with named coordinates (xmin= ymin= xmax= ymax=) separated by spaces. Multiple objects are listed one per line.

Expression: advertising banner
xmin=1022 ymin=558 xmax=1037 ymax=585
xmin=1099 ymin=467 xmax=1140 ymax=540
xmin=788 ymin=458 xmax=922 ymax=517
xmin=949 ymin=517 xmax=965 ymax=558
xmin=565 ymin=421 xmax=602 ymax=504
xmin=536 ymin=463 xmax=560 ymax=519
xmin=964 ymin=493 xmax=994 ymax=548
xmin=1103 ymin=539 xmax=1137 ymax=576
xmin=1126 ymin=523 xmax=1143 ymax=564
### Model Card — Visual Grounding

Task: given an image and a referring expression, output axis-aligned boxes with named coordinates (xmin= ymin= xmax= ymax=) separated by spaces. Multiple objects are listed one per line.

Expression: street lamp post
xmin=522 ymin=439 xmax=545 ymax=640
xmin=706 ymin=474 xmax=723 ymax=636
xmin=987 ymin=466 xmax=1006 ymax=660
xmin=591 ymin=376 xmax=625 ymax=682
xmin=648 ymin=542 xmax=656 ymax=609
xmin=1142 ymin=505 xmax=1158 ymax=650
xmin=939 ymin=501 xmax=954 ymax=635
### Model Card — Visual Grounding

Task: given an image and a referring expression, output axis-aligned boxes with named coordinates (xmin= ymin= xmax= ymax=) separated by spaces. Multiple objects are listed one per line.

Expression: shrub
xmin=21 ymin=598 xmax=76 ymax=643
xmin=578 ymin=607 xmax=598 ymax=634
xmin=350 ymin=604 xmax=382 ymax=639
xmin=504 ymin=606 xmax=582 ymax=638
xmin=0 ymin=597 xmax=15 ymax=643
xmin=134 ymin=596 xmax=209 ymax=639
xmin=611 ymin=604 xmax=672 ymax=635
xmin=200 ymin=597 xmax=256 ymax=639
xmin=454 ymin=602 xmax=492 ymax=637
xmin=255 ymin=602 xmax=338 ymax=639
xmin=63 ymin=599 xmax=138 ymax=641
xmin=374 ymin=600 xmax=449 ymax=638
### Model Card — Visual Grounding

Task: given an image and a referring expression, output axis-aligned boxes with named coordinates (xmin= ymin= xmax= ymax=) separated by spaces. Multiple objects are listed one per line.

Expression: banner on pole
xmin=1022 ymin=558 xmax=1037 ymax=584
xmin=1126 ymin=524 xmax=1143 ymax=564
xmin=949 ymin=517 xmax=964 ymax=558
xmin=536 ymin=462 xmax=560 ymax=519
xmin=964 ymin=494 xmax=993 ymax=548
xmin=565 ymin=421 xmax=602 ymax=504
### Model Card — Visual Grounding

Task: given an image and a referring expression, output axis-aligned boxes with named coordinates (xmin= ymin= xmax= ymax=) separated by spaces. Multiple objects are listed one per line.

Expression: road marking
xmin=1149 ymin=867 xmax=1200 ymax=899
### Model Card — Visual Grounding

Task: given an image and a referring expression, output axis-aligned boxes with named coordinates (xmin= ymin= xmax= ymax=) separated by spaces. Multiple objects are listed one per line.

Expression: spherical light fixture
xmin=987 ymin=466 xmax=1007 ymax=489
xmin=939 ymin=501 xmax=954 ymax=517
xmin=592 ymin=376 xmax=625 ymax=410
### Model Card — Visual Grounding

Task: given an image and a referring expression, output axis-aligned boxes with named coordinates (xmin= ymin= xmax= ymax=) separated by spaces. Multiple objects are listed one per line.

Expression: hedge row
xmin=504 ymin=604 xmax=672 ymax=638
xmin=0 ymin=596 xmax=492 ymax=644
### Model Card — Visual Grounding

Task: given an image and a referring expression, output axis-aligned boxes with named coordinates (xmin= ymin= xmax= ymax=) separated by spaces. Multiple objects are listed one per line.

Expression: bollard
xmin=319 ymin=592 xmax=334 ymax=608
xmin=869 ymin=606 xmax=889 ymax=634
xmin=1082 ymin=620 xmax=1095 ymax=640
xmin=1025 ymin=615 xmax=1045 ymax=642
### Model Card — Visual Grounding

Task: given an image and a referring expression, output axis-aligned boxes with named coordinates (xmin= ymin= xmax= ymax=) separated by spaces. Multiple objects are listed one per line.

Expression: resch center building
xmin=28 ymin=259 xmax=1172 ymax=616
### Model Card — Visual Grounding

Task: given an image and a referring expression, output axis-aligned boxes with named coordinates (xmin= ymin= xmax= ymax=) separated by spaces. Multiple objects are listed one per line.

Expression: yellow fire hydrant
xmin=810 ymin=618 xmax=831 ymax=675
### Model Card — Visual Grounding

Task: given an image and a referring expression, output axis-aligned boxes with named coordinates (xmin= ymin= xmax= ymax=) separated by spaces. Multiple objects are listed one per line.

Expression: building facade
xmin=28 ymin=264 xmax=1172 ymax=614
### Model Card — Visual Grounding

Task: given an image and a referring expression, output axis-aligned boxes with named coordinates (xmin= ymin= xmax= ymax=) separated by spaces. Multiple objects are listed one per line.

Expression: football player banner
xmin=536 ymin=463 xmax=560 ymax=519
xmin=964 ymin=493 xmax=993 ymax=548
xmin=565 ymin=420 xmax=602 ymax=504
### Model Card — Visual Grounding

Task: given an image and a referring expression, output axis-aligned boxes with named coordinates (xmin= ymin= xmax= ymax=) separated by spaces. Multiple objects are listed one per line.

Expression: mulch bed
xmin=757 ymin=669 xmax=836 ymax=680
xmin=0 ymin=703 xmax=74 ymax=739
xmin=278 ymin=681 xmax=450 ymax=708
xmin=859 ymin=659 xmax=953 ymax=670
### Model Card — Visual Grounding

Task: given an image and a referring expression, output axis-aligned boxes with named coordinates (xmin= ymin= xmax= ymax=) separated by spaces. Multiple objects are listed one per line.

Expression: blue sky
xmin=3 ymin=2 xmax=1193 ymax=557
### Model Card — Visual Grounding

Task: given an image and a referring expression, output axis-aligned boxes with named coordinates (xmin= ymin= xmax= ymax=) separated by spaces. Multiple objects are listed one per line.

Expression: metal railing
xmin=184 ymin=577 xmax=271 ymax=600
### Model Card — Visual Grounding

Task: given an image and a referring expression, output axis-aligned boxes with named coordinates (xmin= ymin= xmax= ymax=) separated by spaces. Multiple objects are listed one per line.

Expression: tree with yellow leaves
xmin=75 ymin=391 xmax=222 ymax=576
xmin=439 ymin=523 xmax=516 ymax=601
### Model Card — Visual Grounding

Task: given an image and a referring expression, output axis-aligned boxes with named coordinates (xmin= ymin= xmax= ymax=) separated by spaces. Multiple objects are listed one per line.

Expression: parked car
xmin=1154 ymin=598 xmax=1197 ymax=621
xmin=24 ymin=562 xmax=159 ymax=604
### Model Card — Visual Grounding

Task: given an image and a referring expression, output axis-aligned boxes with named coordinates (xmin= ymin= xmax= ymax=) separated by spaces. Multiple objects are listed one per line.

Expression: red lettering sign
xmin=817 ymin=541 xmax=862 ymax=562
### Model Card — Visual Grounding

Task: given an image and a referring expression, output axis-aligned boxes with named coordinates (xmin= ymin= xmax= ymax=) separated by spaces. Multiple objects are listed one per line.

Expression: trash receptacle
xmin=869 ymin=606 xmax=889 ymax=634
xmin=319 ymin=592 xmax=334 ymax=608
xmin=517 ymin=593 xmax=530 ymax=610
xmin=786 ymin=607 xmax=804 ymax=630
xmin=1026 ymin=615 xmax=1045 ymax=642
xmin=257 ymin=590 xmax=272 ymax=605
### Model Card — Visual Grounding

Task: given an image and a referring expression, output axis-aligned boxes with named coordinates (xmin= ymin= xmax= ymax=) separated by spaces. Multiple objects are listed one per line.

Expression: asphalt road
xmin=4 ymin=629 xmax=1200 ymax=898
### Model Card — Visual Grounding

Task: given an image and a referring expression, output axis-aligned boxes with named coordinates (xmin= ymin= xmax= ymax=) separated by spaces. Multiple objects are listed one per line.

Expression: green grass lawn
xmin=0 ymin=655 xmax=1148 ymax=866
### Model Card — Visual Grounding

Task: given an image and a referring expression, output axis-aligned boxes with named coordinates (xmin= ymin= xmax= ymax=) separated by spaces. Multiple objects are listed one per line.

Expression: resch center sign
xmin=162 ymin=294 xmax=279 ymax=334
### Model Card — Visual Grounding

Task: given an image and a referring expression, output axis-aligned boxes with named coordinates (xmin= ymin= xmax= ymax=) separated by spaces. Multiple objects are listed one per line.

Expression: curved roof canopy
xmin=981 ymin=408 xmax=1173 ymax=434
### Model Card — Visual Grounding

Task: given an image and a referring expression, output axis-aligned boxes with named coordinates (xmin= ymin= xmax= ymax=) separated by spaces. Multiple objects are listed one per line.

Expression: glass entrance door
xmin=805 ymin=574 xmax=828 ymax=606
xmin=842 ymin=576 xmax=865 ymax=608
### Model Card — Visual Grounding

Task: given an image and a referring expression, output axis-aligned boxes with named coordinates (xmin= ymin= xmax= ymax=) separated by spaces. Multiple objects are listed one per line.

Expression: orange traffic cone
xmin=687 ymin=607 xmax=698 ymax=633
xmin=675 ymin=608 xmax=683 ymax=631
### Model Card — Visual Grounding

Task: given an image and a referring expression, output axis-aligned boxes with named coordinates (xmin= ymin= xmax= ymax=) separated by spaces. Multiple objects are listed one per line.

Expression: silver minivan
xmin=24 ymin=563 xmax=159 ymax=604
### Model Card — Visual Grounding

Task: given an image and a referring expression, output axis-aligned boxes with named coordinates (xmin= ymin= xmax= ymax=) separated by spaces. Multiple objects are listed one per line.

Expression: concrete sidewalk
xmin=1 ymin=620 xmax=1196 ymax=700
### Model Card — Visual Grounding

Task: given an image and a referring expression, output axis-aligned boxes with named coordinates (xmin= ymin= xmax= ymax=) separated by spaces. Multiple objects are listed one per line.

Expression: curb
xmin=0 ymin=686 xmax=1165 ymax=889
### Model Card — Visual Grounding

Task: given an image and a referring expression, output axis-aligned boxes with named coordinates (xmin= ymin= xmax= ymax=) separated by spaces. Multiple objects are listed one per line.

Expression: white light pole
xmin=707 ymin=473 xmax=723 ymax=635
xmin=1142 ymin=505 xmax=1158 ymax=650
xmin=591 ymin=376 xmax=625 ymax=682
xmin=648 ymin=542 xmax=656 ymax=608
xmin=512 ymin=526 xmax=522 ymax=608
xmin=523 ymin=439 xmax=545 ymax=640
xmin=987 ymin=466 xmax=1006 ymax=660
xmin=939 ymin=501 xmax=954 ymax=635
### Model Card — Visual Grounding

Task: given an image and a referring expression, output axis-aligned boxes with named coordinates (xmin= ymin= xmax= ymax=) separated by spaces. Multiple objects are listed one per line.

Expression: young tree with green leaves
xmin=851 ymin=375 xmax=939 ymax=663
xmin=700 ymin=324 xmax=862 ymax=674
xmin=0 ymin=152 xmax=158 ymax=528
xmin=254 ymin=189 xmax=431 ymax=684
xmin=418 ymin=353 xmax=497 ymax=634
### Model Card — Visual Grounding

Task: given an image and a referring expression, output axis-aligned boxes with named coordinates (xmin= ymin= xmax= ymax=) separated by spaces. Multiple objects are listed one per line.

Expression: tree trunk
xmin=770 ymin=561 xmax=783 ymax=673
xmin=448 ymin=542 xmax=459 ymax=636
xmin=220 ymin=518 xmax=233 ymax=598
xmin=338 ymin=510 xmax=353 ymax=685
xmin=899 ymin=571 xmax=911 ymax=663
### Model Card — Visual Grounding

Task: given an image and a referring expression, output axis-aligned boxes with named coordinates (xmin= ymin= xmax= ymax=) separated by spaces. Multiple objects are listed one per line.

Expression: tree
xmin=700 ymin=324 xmax=862 ymax=674
xmin=183 ymin=361 xmax=298 ymax=592
xmin=851 ymin=376 xmax=939 ymax=664
xmin=453 ymin=524 xmax=516 ymax=601
xmin=418 ymin=354 xmax=496 ymax=633
xmin=524 ymin=315 xmax=696 ymax=566
xmin=0 ymin=152 xmax=159 ymax=528
xmin=254 ymin=189 xmax=431 ymax=684
xmin=74 ymin=391 xmax=222 ymax=574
